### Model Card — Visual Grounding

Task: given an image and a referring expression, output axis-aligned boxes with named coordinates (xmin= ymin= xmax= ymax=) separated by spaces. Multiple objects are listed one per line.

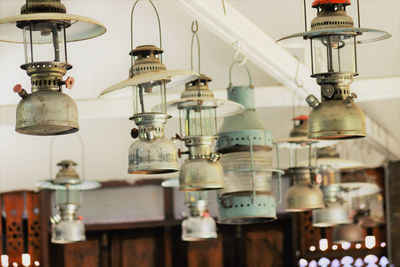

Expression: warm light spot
xmin=332 ymin=244 xmax=338 ymax=250
xmin=355 ymin=243 xmax=362 ymax=249
xmin=12 ymin=263 xmax=17 ymax=267
xmin=380 ymin=242 xmax=387 ymax=248
xmin=365 ymin=236 xmax=376 ymax=249
xmin=341 ymin=242 xmax=351 ymax=250
xmin=299 ymin=258 xmax=308 ymax=267
xmin=34 ymin=261 xmax=40 ymax=266
xmin=1 ymin=255 xmax=9 ymax=267
xmin=21 ymin=254 xmax=30 ymax=267
xmin=319 ymin=239 xmax=328 ymax=251
xmin=309 ymin=246 xmax=316 ymax=252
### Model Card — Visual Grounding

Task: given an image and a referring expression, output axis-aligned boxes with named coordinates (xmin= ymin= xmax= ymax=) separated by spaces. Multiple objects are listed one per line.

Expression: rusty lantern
xmin=0 ymin=0 xmax=106 ymax=135
xmin=99 ymin=0 xmax=197 ymax=175
xmin=277 ymin=0 xmax=391 ymax=140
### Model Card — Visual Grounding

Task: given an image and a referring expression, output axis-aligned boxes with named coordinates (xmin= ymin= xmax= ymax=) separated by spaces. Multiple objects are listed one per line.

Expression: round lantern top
xmin=0 ymin=12 xmax=106 ymax=44
xmin=312 ymin=0 xmax=351 ymax=7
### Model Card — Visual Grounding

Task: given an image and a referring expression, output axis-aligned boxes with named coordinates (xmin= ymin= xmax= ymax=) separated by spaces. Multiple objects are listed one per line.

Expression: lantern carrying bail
xmin=130 ymin=0 xmax=163 ymax=65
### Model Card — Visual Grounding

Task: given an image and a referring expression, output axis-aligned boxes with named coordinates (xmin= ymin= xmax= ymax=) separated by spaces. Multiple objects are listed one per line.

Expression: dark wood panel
xmin=187 ymin=236 xmax=223 ymax=267
xmin=26 ymin=191 xmax=41 ymax=265
xmin=388 ymin=161 xmax=400 ymax=266
xmin=3 ymin=192 xmax=24 ymax=265
xmin=63 ymin=239 xmax=100 ymax=267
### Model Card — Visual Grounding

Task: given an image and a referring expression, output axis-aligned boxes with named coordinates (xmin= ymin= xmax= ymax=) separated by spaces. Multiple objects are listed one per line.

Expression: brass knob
xmin=306 ymin=94 xmax=320 ymax=109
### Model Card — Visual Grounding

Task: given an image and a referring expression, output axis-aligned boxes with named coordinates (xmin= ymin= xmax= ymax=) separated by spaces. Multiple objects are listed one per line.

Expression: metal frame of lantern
xmin=99 ymin=0 xmax=198 ymax=175
xmin=216 ymin=62 xmax=283 ymax=224
xmin=0 ymin=0 xmax=106 ymax=135
xmin=277 ymin=0 xmax=391 ymax=140
xmin=37 ymin=160 xmax=100 ymax=244
xmin=166 ymin=21 xmax=243 ymax=191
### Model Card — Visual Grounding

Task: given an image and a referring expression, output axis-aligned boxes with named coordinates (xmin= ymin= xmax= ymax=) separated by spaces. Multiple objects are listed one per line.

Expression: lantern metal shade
xmin=285 ymin=167 xmax=324 ymax=212
xmin=0 ymin=13 xmax=106 ymax=44
xmin=332 ymin=223 xmax=364 ymax=244
xmin=312 ymin=203 xmax=351 ymax=227
xmin=277 ymin=27 xmax=391 ymax=48
xmin=99 ymin=70 xmax=199 ymax=99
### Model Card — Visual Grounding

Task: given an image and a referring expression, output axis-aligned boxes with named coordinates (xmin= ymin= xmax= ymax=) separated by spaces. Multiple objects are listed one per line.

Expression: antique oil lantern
xmin=161 ymin=179 xmax=217 ymax=241
xmin=277 ymin=0 xmax=391 ymax=140
xmin=99 ymin=0 xmax=197 ymax=175
xmin=276 ymin=115 xmax=333 ymax=212
xmin=0 ymin=0 xmax=106 ymax=135
xmin=182 ymin=191 xmax=217 ymax=241
xmin=37 ymin=160 xmax=100 ymax=244
xmin=167 ymin=22 xmax=243 ymax=191
xmin=216 ymin=63 xmax=283 ymax=224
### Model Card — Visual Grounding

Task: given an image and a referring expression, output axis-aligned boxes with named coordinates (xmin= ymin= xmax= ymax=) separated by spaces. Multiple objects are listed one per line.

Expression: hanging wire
xmin=50 ymin=134 xmax=86 ymax=180
xmin=190 ymin=20 xmax=201 ymax=74
xmin=228 ymin=61 xmax=253 ymax=88
xmin=130 ymin=0 xmax=163 ymax=68
xmin=303 ymin=0 xmax=308 ymax=32
xmin=222 ymin=0 xmax=227 ymax=15
xmin=356 ymin=0 xmax=361 ymax=28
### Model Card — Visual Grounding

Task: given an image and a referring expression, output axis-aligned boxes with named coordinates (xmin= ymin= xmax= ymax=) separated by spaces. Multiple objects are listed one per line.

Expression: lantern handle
xmin=50 ymin=134 xmax=85 ymax=180
xmin=228 ymin=62 xmax=253 ymax=89
xmin=130 ymin=0 xmax=163 ymax=66
xmin=190 ymin=20 xmax=201 ymax=74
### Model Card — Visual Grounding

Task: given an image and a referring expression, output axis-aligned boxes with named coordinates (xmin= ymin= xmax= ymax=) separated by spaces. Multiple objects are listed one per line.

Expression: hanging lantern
xmin=0 ymin=0 xmax=106 ymax=135
xmin=275 ymin=116 xmax=327 ymax=212
xmin=312 ymin=165 xmax=350 ymax=227
xmin=160 ymin=179 xmax=217 ymax=241
xmin=99 ymin=0 xmax=198 ymax=175
xmin=167 ymin=22 xmax=243 ymax=191
xmin=182 ymin=191 xmax=217 ymax=241
xmin=216 ymin=63 xmax=283 ymax=224
xmin=37 ymin=160 xmax=100 ymax=244
xmin=277 ymin=0 xmax=391 ymax=140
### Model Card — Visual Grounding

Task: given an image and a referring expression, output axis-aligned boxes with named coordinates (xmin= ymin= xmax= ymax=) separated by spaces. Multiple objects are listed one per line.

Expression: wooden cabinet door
xmin=63 ymin=240 xmax=100 ymax=267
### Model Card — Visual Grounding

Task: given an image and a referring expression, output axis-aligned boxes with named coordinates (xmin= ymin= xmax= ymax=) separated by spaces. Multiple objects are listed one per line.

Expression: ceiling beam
xmin=177 ymin=0 xmax=400 ymax=160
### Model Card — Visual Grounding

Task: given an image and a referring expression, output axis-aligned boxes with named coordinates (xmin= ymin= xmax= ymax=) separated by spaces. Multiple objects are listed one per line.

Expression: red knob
xmin=13 ymin=84 xmax=23 ymax=93
xmin=65 ymin=76 xmax=75 ymax=89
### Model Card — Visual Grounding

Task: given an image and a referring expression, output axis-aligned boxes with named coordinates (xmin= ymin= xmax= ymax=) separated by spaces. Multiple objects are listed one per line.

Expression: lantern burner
xmin=129 ymin=45 xmax=167 ymax=78
xmin=21 ymin=0 xmax=67 ymax=15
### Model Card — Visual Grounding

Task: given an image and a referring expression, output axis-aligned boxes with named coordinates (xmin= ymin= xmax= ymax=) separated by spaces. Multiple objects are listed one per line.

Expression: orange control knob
xmin=13 ymin=84 xmax=23 ymax=93
xmin=65 ymin=76 xmax=75 ymax=89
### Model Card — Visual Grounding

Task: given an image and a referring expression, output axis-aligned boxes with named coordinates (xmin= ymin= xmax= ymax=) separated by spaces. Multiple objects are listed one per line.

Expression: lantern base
xmin=51 ymin=219 xmax=86 ymax=244
xmin=312 ymin=204 xmax=351 ymax=227
xmin=332 ymin=223 xmax=364 ymax=244
xmin=128 ymin=137 xmax=178 ymax=175
xmin=308 ymin=99 xmax=366 ymax=140
xmin=179 ymin=157 xmax=224 ymax=191
xmin=16 ymin=90 xmax=79 ymax=136
xmin=218 ymin=194 xmax=276 ymax=224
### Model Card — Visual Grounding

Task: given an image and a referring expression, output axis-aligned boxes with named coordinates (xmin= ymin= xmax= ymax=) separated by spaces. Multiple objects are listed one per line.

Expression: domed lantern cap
xmin=312 ymin=0 xmax=351 ymax=7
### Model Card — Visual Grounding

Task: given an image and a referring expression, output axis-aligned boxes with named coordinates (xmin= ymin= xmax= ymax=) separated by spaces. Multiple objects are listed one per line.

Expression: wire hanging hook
xmin=294 ymin=56 xmax=304 ymax=88
xmin=232 ymin=41 xmax=248 ymax=66
xmin=130 ymin=0 xmax=163 ymax=67
xmin=191 ymin=20 xmax=201 ymax=74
